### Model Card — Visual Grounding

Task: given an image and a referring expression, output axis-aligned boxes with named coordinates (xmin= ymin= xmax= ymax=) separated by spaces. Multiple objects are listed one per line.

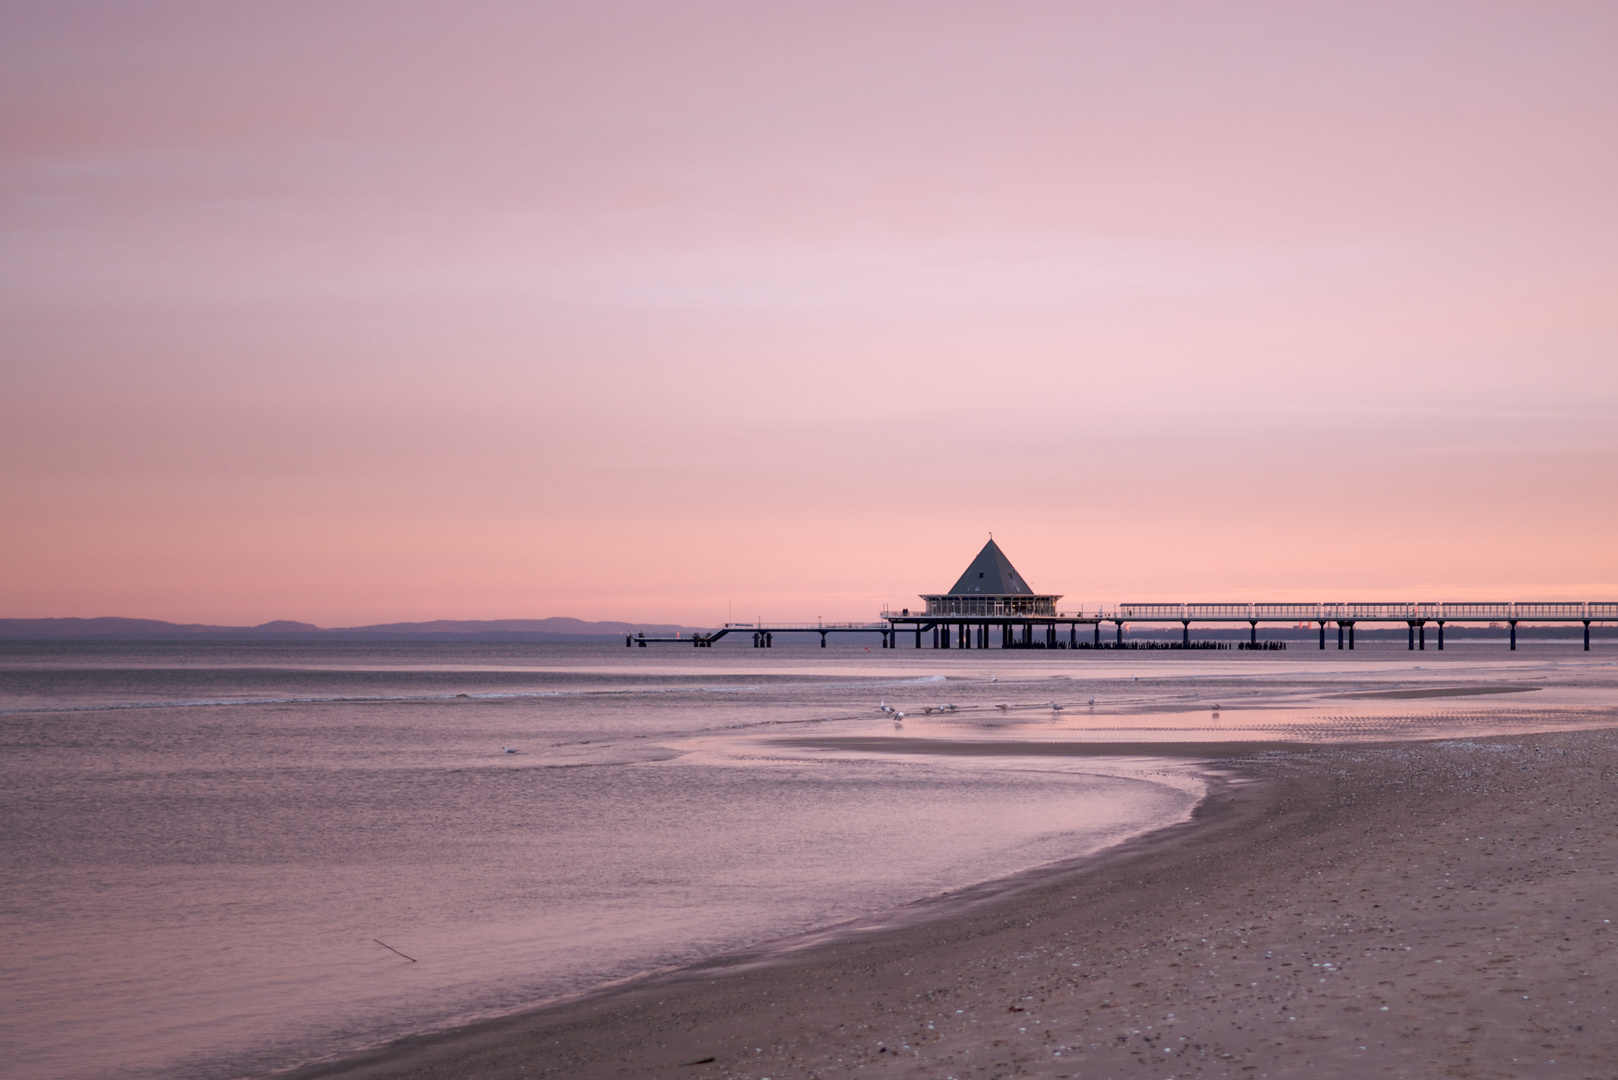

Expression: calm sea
xmin=0 ymin=641 xmax=1216 ymax=1080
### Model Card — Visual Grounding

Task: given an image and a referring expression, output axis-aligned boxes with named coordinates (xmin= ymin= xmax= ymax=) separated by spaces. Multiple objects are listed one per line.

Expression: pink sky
xmin=2 ymin=2 xmax=1615 ymax=625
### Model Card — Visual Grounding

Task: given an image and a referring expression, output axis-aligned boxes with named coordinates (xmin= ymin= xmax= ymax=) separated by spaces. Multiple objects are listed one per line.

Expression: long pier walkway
xmin=630 ymin=602 xmax=1617 ymax=651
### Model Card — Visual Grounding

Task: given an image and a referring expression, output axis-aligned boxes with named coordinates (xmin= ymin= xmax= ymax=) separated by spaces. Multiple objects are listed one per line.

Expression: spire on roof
xmin=947 ymin=539 xmax=1036 ymax=595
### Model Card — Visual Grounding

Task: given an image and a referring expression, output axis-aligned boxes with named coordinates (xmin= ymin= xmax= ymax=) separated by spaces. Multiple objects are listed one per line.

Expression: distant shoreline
xmin=0 ymin=616 xmax=711 ymax=642
xmin=2 ymin=617 xmax=1611 ymax=643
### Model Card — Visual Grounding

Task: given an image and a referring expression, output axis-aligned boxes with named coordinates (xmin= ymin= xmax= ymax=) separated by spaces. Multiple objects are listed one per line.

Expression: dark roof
xmin=946 ymin=539 xmax=1039 ymax=595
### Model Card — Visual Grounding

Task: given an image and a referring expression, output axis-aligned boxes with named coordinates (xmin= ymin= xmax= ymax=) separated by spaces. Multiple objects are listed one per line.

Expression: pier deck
xmin=630 ymin=602 xmax=1616 ymax=651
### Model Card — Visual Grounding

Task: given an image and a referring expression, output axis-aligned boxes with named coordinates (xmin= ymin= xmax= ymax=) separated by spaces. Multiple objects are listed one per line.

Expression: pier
xmin=630 ymin=541 xmax=1616 ymax=651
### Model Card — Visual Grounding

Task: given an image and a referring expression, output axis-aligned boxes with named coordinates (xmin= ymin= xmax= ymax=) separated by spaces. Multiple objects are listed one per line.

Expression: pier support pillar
xmin=1419 ymin=622 xmax=1426 ymax=650
xmin=1509 ymin=621 xmax=1517 ymax=651
xmin=1249 ymin=620 xmax=1257 ymax=646
xmin=766 ymin=632 xmax=773 ymax=648
xmin=1408 ymin=623 xmax=1415 ymax=650
xmin=1115 ymin=621 xmax=1124 ymax=646
xmin=1094 ymin=622 xmax=1101 ymax=647
xmin=1182 ymin=620 xmax=1190 ymax=647
xmin=1319 ymin=622 xmax=1327 ymax=649
xmin=1437 ymin=622 xmax=1444 ymax=650
xmin=820 ymin=632 xmax=827 ymax=648
xmin=1349 ymin=623 xmax=1356 ymax=649
xmin=1070 ymin=623 xmax=1077 ymax=647
xmin=1337 ymin=623 xmax=1345 ymax=649
xmin=1585 ymin=620 xmax=1592 ymax=651
xmin=915 ymin=628 xmax=922 ymax=648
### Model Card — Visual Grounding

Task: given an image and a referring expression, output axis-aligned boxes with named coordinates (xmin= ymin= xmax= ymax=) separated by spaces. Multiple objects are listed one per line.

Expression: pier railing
xmin=880 ymin=602 xmax=1614 ymax=623
xmin=721 ymin=621 xmax=889 ymax=631
xmin=1110 ymin=602 xmax=1613 ymax=623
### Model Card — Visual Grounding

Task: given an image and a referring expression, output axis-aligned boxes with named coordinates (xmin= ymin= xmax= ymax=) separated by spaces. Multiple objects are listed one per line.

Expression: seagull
xmin=939 ymin=703 xmax=957 ymax=712
xmin=1050 ymin=701 xmax=1064 ymax=712
xmin=1087 ymin=698 xmax=1096 ymax=706
xmin=996 ymin=703 xmax=1009 ymax=711
xmin=893 ymin=711 xmax=906 ymax=727
xmin=501 ymin=746 xmax=519 ymax=754
xmin=878 ymin=700 xmax=892 ymax=713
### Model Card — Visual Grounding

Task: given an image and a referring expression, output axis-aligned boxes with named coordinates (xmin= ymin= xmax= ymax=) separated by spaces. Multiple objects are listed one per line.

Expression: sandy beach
xmin=287 ymin=725 xmax=1618 ymax=1080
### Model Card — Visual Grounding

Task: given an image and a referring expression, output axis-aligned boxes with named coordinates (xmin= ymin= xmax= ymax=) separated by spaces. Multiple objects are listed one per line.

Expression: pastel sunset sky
xmin=3 ymin=2 xmax=1615 ymax=625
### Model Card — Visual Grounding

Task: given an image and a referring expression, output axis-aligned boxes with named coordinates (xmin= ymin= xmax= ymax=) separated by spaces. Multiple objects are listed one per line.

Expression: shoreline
xmin=279 ymin=748 xmax=1262 ymax=1080
xmin=282 ymin=727 xmax=1618 ymax=1078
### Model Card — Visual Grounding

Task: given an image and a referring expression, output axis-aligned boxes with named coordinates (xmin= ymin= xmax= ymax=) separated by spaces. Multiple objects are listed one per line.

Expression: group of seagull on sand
xmin=874 ymin=698 xmax=1222 ymax=728
xmin=877 ymin=698 xmax=1090 ymax=726
xmin=503 ymin=697 xmax=1224 ymax=752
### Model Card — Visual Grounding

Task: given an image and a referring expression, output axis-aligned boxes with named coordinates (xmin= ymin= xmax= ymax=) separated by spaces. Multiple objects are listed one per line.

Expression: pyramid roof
xmin=945 ymin=539 xmax=1041 ymax=596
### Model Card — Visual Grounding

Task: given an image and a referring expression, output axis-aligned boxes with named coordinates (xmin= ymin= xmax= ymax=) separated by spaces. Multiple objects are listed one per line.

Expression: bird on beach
xmin=1087 ymin=698 xmax=1096 ymax=706
xmin=878 ymin=700 xmax=893 ymax=713
xmin=1050 ymin=701 xmax=1064 ymax=712
xmin=996 ymin=703 xmax=1009 ymax=711
xmin=501 ymin=746 xmax=519 ymax=754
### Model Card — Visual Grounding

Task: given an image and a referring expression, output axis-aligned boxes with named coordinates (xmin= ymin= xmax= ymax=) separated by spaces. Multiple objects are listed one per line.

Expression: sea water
xmin=2 ymin=640 xmax=1613 ymax=1080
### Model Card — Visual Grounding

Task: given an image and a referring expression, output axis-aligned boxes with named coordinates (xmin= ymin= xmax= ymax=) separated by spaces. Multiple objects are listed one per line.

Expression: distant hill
xmin=0 ymin=616 xmax=713 ymax=642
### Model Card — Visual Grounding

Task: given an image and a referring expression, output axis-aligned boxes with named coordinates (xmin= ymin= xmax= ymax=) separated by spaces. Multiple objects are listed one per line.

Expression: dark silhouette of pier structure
xmin=630 ymin=540 xmax=1615 ymax=651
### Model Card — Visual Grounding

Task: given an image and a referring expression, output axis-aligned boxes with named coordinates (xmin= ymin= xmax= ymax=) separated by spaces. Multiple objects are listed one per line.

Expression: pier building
xmin=918 ymin=538 xmax=1058 ymax=618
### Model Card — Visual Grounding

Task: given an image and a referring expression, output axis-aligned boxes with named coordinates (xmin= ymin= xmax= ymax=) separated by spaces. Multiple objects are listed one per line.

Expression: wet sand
xmin=289 ymin=728 xmax=1618 ymax=1080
